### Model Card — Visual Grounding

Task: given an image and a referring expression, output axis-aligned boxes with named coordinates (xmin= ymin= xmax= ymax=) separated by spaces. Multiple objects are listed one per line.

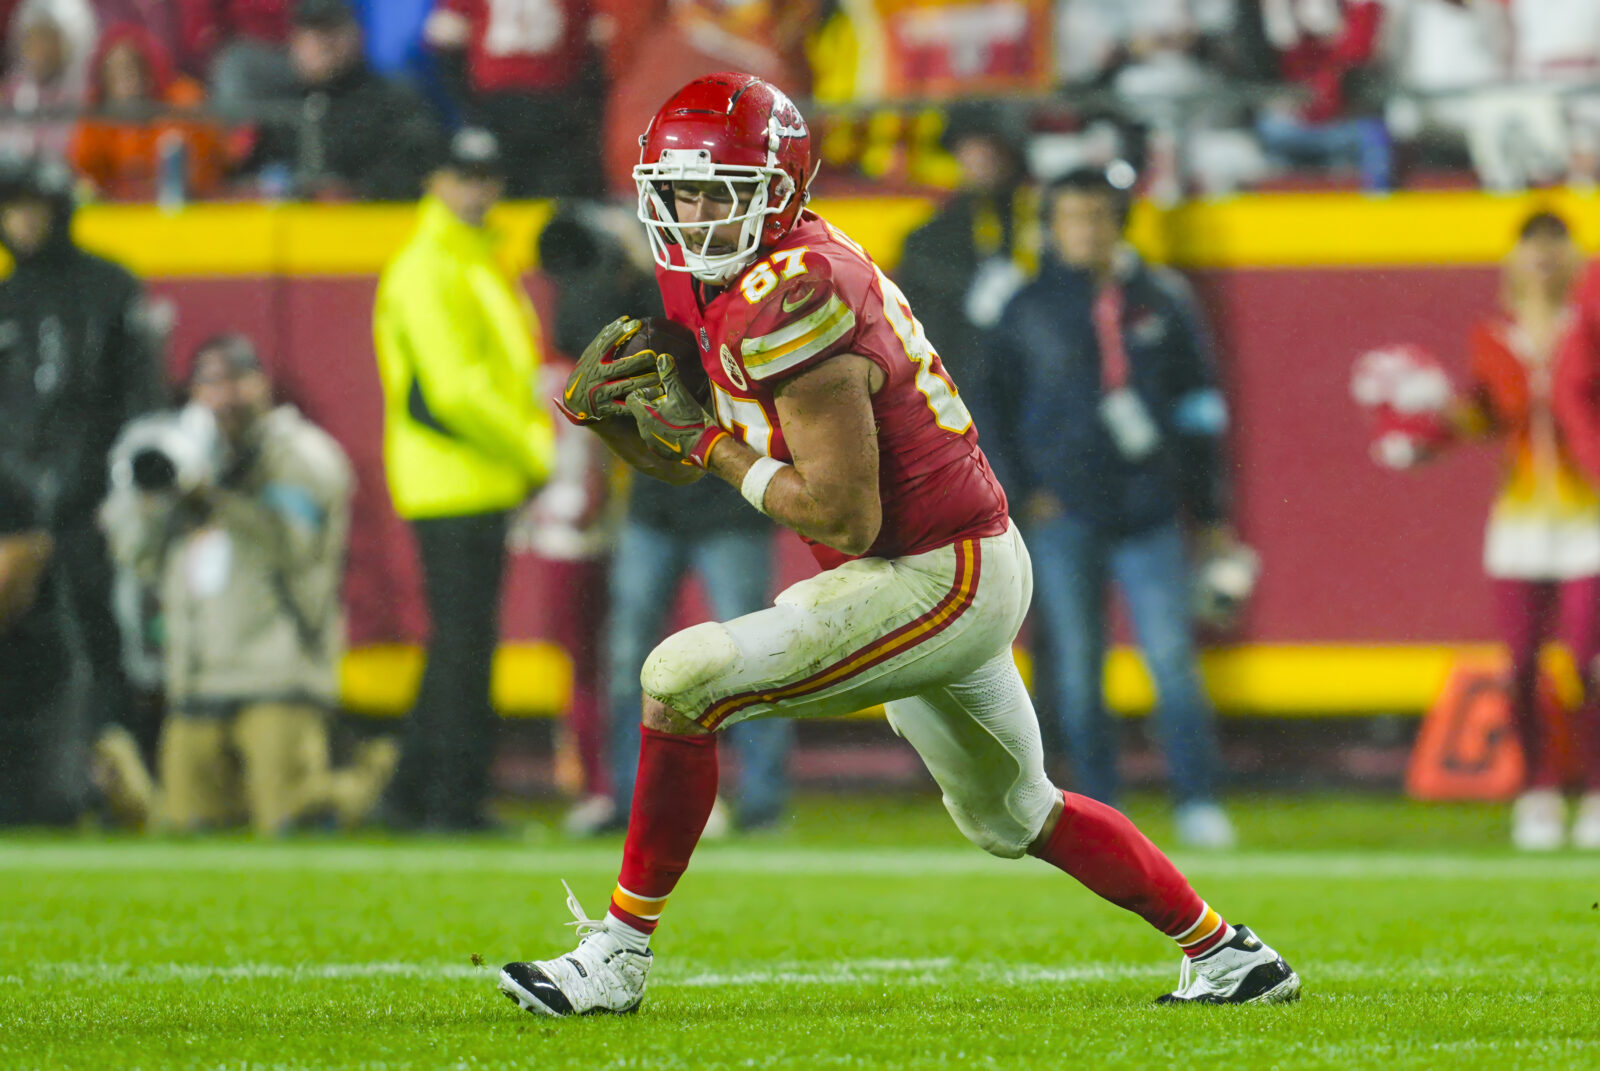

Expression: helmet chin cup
xmin=680 ymin=244 xmax=756 ymax=284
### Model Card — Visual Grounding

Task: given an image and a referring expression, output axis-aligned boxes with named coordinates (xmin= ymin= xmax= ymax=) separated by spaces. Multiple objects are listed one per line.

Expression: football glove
xmin=556 ymin=316 xmax=659 ymax=426
xmin=625 ymin=352 xmax=730 ymax=467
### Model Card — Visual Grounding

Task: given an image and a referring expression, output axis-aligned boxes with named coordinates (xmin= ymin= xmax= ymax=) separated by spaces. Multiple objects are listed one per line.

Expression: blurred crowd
xmin=5 ymin=2 xmax=1600 ymax=848
xmin=0 ymin=1 xmax=1595 ymax=204
xmin=6 ymin=137 xmax=1599 ymax=845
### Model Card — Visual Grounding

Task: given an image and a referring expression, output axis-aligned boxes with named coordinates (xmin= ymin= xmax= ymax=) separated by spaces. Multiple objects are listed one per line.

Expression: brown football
xmin=611 ymin=317 xmax=710 ymax=406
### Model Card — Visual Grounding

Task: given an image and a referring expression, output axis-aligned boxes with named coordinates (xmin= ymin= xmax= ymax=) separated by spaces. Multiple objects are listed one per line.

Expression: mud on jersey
xmin=655 ymin=210 xmax=1008 ymax=568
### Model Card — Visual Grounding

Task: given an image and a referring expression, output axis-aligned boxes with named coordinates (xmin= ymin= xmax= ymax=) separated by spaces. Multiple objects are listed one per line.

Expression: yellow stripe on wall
xmin=1106 ymin=643 xmax=1498 ymax=716
xmin=341 ymin=641 xmax=1501 ymax=719
xmin=341 ymin=641 xmax=572 ymax=718
xmin=1126 ymin=189 xmax=1600 ymax=269
xmin=72 ymin=202 xmax=279 ymax=276
xmin=55 ymin=200 xmax=557 ymax=278
xmin=34 ymin=188 xmax=1600 ymax=280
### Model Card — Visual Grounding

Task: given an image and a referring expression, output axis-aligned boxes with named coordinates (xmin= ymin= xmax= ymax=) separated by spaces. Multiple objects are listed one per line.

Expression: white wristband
xmin=740 ymin=456 xmax=788 ymax=515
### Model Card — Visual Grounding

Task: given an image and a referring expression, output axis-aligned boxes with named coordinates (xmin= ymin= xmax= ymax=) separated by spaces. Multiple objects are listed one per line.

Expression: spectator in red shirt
xmin=1256 ymin=0 xmax=1392 ymax=190
xmin=92 ymin=1 xmax=182 ymax=68
xmin=423 ymin=0 xmax=603 ymax=197
xmin=176 ymin=0 xmax=296 ymax=109
xmin=69 ymin=22 xmax=231 ymax=200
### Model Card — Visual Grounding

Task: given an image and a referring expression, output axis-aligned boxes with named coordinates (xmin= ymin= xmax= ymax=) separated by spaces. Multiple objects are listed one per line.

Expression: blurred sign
xmin=1405 ymin=655 xmax=1575 ymax=801
xmin=878 ymin=0 xmax=1054 ymax=99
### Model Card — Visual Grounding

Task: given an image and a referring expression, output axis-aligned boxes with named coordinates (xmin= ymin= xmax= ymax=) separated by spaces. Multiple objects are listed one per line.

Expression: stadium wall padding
xmin=57 ymin=190 xmax=1600 ymax=715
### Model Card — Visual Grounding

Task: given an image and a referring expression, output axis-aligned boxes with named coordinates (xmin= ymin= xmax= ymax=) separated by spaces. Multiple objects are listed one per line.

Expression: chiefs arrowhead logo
xmin=720 ymin=344 xmax=748 ymax=391
xmin=768 ymin=88 xmax=808 ymax=142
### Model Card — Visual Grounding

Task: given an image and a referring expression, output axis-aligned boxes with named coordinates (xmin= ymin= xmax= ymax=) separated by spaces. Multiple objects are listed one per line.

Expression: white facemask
xmin=634 ymin=149 xmax=793 ymax=284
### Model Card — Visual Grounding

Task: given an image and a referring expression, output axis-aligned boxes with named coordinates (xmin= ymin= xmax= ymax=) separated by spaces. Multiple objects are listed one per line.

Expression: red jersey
xmin=1557 ymin=261 xmax=1600 ymax=483
xmin=656 ymin=210 xmax=1009 ymax=569
xmin=435 ymin=0 xmax=591 ymax=94
xmin=177 ymin=0 xmax=292 ymax=70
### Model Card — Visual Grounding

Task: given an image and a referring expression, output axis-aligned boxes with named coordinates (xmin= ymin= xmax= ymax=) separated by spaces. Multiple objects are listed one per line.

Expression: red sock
xmin=606 ymin=727 xmax=719 ymax=935
xmin=1510 ymin=686 xmax=1562 ymax=789
xmin=1035 ymin=791 xmax=1229 ymax=956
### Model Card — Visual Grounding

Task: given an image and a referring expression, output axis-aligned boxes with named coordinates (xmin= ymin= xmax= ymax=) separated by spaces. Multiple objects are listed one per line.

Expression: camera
xmin=109 ymin=405 xmax=224 ymax=494
xmin=1193 ymin=543 xmax=1261 ymax=630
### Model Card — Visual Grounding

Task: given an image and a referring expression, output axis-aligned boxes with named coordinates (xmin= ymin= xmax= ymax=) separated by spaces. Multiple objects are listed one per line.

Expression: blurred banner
xmin=879 ymin=0 xmax=1053 ymax=98
xmin=823 ymin=0 xmax=1055 ymax=102
xmin=1405 ymin=654 xmax=1578 ymax=801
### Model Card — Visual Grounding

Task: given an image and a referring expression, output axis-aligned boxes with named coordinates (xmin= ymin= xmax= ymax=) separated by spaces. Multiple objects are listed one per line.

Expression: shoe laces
xmin=560 ymin=879 xmax=609 ymax=942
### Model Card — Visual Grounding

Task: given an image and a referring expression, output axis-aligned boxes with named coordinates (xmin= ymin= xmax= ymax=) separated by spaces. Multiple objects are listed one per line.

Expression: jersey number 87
xmin=712 ymin=237 xmax=973 ymax=456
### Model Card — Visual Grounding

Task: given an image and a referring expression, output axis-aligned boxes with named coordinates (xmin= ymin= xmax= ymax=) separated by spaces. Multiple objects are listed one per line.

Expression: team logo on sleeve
xmin=720 ymin=344 xmax=749 ymax=390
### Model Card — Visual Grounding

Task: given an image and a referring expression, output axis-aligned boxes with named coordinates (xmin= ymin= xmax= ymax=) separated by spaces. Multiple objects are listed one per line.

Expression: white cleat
xmin=1572 ymin=794 xmax=1600 ymax=850
xmin=499 ymin=882 xmax=652 ymax=1017
xmin=1512 ymin=789 xmax=1566 ymax=852
xmin=1156 ymin=925 xmax=1301 ymax=1005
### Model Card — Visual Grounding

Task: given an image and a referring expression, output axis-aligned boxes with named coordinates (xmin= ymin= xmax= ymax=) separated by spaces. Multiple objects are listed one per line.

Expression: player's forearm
xmin=707 ymin=438 xmax=881 ymax=554
xmin=590 ymin=418 xmax=704 ymax=486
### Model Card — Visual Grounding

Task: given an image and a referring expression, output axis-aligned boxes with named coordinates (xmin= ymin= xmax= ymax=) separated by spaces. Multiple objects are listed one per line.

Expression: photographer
xmin=101 ymin=336 xmax=391 ymax=834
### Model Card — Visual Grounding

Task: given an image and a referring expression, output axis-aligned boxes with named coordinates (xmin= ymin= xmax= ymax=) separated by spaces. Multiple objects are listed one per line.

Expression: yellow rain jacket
xmin=374 ymin=196 xmax=555 ymax=518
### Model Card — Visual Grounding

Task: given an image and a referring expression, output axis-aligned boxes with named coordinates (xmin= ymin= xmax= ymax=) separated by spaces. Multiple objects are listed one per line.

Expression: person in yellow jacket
xmin=373 ymin=127 xmax=555 ymax=831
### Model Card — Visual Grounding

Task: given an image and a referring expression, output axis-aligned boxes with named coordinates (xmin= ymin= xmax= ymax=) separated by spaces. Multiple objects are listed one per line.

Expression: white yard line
xmin=0 ymin=842 xmax=1597 ymax=881
xmin=12 ymin=956 xmax=1569 ymax=988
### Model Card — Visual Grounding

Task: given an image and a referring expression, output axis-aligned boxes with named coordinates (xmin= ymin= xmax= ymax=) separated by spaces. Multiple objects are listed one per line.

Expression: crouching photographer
xmin=99 ymin=335 xmax=394 ymax=834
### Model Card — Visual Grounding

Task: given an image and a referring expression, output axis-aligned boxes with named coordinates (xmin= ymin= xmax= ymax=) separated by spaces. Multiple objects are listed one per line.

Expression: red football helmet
xmin=634 ymin=72 xmax=813 ymax=284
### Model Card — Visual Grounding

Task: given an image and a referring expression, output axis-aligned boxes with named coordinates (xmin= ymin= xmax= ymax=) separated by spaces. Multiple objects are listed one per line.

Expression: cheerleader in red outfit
xmin=1463 ymin=211 xmax=1600 ymax=849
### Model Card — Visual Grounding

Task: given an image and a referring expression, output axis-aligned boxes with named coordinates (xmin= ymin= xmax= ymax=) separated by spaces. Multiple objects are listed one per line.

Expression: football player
xmin=502 ymin=73 xmax=1300 ymax=1015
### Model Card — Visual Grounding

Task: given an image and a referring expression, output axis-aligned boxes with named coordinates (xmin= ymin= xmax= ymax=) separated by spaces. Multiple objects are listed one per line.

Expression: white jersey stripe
xmin=742 ymin=292 xmax=850 ymax=356
xmin=743 ymin=299 xmax=857 ymax=381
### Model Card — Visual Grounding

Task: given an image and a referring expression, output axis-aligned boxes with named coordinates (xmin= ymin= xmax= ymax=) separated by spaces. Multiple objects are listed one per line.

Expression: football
xmin=612 ymin=316 xmax=710 ymax=406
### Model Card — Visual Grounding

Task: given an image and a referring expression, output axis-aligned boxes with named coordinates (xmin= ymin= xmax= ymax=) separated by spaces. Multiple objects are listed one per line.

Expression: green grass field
xmin=3 ymin=793 xmax=1598 ymax=1070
